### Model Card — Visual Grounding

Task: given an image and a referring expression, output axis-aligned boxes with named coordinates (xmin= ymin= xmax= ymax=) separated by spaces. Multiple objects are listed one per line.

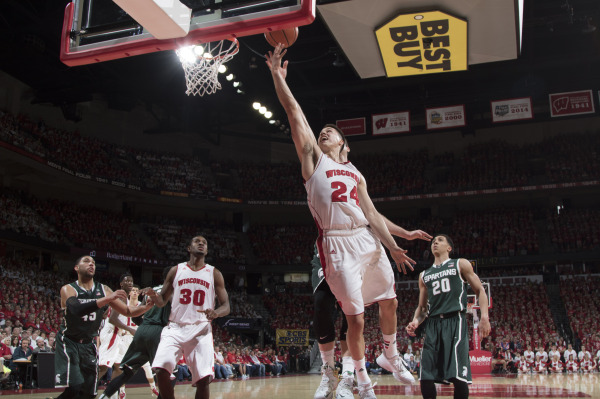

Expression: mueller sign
xmin=375 ymin=11 xmax=467 ymax=77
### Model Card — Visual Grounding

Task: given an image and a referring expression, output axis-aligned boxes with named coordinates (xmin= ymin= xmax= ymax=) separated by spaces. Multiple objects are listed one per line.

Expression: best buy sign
xmin=375 ymin=11 xmax=467 ymax=77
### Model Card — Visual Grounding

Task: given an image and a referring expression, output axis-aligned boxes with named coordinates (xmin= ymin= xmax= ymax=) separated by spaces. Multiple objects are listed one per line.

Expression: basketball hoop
xmin=176 ymin=39 xmax=239 ymax=96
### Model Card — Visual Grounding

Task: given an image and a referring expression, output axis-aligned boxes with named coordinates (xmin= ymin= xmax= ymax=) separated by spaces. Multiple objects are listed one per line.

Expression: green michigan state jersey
xmin=140 ymin=285 xmax=171 ymax=326
xmin=59 ymin=281 xmax=107 ymax=341
xmin=422 ymin=258 xmax=467 ymax=317
xmin=311 ymin=245 xmax=325 ymax=293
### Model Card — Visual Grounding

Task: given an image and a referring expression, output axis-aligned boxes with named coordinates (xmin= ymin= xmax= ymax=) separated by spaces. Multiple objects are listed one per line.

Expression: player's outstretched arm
xmin=357 ymin=178 xmax=415 ymax=274
xmin=201 ymin=269 xmax=230 ymax=321
xmin=143 ymin=265 xmax=177 ymax=308
xmin=60 ymin=284 xmax=127 ymax=317
xmin=103 ymin=286 xmax=153 ymax=318
xmin=266 ymin=43 xmax=320 ymax=179
xmin=406 ymin=273 xmax=428 ymax=336
xmin=380 ymin=215 xmax=432 ymax=242
xmin=459 ymin=258 xmax=491 ymax=338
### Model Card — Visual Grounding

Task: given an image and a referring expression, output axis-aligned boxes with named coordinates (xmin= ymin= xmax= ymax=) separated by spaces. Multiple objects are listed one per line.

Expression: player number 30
xmin=432 ymin=278 xmax=451 ymax=295
xmin=180 ymin=288 xmax=206 ymax=306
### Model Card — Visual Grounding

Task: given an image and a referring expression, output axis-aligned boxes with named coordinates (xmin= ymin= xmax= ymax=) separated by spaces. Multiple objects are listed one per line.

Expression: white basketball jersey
xmin=305 ymin=153 xmax=368 ymax=231
xmin=170 ymin=262 xmax=215 ymax=324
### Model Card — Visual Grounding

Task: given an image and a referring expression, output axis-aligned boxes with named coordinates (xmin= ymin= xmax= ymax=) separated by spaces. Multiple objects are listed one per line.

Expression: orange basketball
xmin=265 ymin=27 xmax=299 ymax=48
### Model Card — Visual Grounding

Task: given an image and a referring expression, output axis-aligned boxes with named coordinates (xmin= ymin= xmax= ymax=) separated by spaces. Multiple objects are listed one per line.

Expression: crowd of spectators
xmin=140 ymin=216 xmax=245 ymax=264
xmin=249 ymin=224 xmax=315 ymax=265
xmin=547 ymin=208 xmax=600 ymax=253
xmin=560 ymin=276 xmax=600 ymax=352
xmin=0 ymin=191 xmax=63 ymax=243
xmin=2 ymin=109 xmax=600 ymax=202
xmin=451 ymin=207 xmax=539 ymax=258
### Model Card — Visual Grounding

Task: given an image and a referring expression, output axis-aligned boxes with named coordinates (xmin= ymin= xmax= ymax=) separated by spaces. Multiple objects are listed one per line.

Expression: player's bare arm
xmin=406 ymin=273 xmax=429 ymax=336
xmin=200 ymin=269 xmax=230 ymax=321
xmin=266 ymin=43 xmax=320 ymax=180
xmin=459 ymin=258 xmax=491 ymax=338
xmin=381 ymin=216 xmax=433 ymax=241
xmin=357 ymin=178 xmax=415 ymax=274
xmin=143 ymin=265 xmax=177 ymax=308
xmin=103 ymin=285 xmax=153 ymax=318
xmin=59 ymin=284 xmax=127 ymax=316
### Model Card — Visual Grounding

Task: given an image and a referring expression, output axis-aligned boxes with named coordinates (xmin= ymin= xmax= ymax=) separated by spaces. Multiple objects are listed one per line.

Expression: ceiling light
xmin=269 ymin=120 xmax=276 ymax=124
xmin=193 ymin=45 xmax=204 ymax=56
xmin=264 ymin=111 xmax=272 ymax=118
xmin=252 ymin=102 xmax=261 ymax=110
xmin=218 ymin=65 xmax=227 ymax=73
xmin=233 ymin=81 xmax=241 ymax=88
xmin=259 ymin=106 xmax=267 ymax=114
xmin=226 ymin=74 xmax=235 ymax=81
xmin=177 ymin=46 xmax=196 ymax=64
xmin=236 ymin=89 xmax=244 ymax=94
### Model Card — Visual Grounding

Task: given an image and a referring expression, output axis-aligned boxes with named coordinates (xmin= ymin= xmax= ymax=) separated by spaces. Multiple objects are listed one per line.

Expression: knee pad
xmin=313 ymin=289 xmax=337 ymax=344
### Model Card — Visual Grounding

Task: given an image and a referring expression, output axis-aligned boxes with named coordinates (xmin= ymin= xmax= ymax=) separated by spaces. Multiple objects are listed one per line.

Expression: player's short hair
xmin=189 ymin=235 xmax=206 ymax=246
xmin=119 ymin=272 xmax=133 ymax=283
xmin=434 ymin=234 xmax=454 ymax=253
xmin=74 ymin=255 xmax=89 ymax=266
xmin=323 ymin=123 xmax=347 ymax=153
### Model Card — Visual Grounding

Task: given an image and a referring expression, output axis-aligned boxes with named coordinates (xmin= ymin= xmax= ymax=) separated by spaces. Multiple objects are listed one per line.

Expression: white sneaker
xmin=335 ymin=375 xmax=354 ymax=399
xmin=357 ymin=382 xmax=377 ymax=399
xmin=314 ymin=365 xmax=338 ymax=399
xmin=376 ymin=354 xmax=415 ymax=385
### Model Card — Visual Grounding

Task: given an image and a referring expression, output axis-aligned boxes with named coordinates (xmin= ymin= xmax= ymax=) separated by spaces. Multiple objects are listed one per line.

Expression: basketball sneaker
xmin=335 ymin=372 xmax=355 ymax=399
xmin=118 ymin=387 xmax=126 ymax=399
xmin=376 ymin=354 xmax=415 ymax=385
xmin=357 ymin=382 xmax=377 ymax=399
xmin=314 ymin=364 xmax=338 ymax=399
xmin=151 ymin=386 xmax=160 ymax=397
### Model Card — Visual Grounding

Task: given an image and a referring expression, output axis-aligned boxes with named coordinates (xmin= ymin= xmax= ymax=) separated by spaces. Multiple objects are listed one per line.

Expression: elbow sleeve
xmin=66 ymin=296 xmax=98 ymax=317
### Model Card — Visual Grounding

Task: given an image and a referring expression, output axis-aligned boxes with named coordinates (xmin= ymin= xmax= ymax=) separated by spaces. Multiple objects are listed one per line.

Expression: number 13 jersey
xmin=305 ymin=153 xmax=368 ymax=231
xmin=170 ymin=262 xmax=215 ymax=324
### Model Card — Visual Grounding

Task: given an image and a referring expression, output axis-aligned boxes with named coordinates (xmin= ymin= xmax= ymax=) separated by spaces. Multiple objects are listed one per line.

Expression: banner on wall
xmin=372 ymin=111 xmax=410 ymax=135
xmin=426 ymin=105 xmax=465 ymax=130
xmin=491 ymin=97 xmax=533 ymax=123
xmin=336 ymin=118 xmax=366 ymax=136
xmin=549 ymin=90 xmax=595 ymax=117
xmin=276 ymin=329 xmax=310 ymax=347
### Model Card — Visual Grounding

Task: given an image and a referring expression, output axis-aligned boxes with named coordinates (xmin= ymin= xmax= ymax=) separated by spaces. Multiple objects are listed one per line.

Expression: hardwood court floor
xmin=2 ymin=373 xmax=599 ymax=398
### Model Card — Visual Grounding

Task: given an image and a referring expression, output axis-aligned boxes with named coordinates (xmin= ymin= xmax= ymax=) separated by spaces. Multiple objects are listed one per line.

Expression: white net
xmin=176 ymin=39 xmax=239 ymax=96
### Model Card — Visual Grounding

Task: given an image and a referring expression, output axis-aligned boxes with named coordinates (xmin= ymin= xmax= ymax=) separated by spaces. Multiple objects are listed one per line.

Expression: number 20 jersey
xmin=421 ymin=258 xmax=467 ymax=317
xmin=305 ymin=153 xmax=368 ymax=231
xmin=170 ymin=262 xmax=215 ymax=325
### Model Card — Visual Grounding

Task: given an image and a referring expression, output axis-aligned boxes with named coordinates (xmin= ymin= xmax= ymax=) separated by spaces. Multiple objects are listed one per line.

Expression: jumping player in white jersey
xmin=146 ymin=236 xmax=230 ymax=399
xmin=267 ymin=43 xmax=416 ymax=399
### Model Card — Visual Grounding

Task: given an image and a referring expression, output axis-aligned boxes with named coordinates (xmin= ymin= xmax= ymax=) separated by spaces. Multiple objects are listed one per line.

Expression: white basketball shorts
xmin=152 ymin=321 xmax=214 ymax=385
xmin=318 ymin=226 xmax=396 ymax=315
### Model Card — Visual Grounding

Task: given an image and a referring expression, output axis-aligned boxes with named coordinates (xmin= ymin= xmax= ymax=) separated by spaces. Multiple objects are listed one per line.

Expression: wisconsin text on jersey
xmin=178 ymin=277 xmax=210 ymax=288
xmin=423 ymin=268 xmax=457 ymax=283
xmin=325 ymin=169 xmax=360 ymax=183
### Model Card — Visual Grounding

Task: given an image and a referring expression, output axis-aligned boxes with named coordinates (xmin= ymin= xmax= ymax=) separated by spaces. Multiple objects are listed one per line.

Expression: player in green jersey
xmin=98 ymin=267 xmax=172 ymax=399
xmin=406 ymin=234 xmax=491 ymax=399
xmin=54 ymin=256 xmax=153 ymax=399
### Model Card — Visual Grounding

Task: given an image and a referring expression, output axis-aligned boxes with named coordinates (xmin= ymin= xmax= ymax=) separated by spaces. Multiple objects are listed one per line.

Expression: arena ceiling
xmin=0 ymin=0 xmax=599 ymax=139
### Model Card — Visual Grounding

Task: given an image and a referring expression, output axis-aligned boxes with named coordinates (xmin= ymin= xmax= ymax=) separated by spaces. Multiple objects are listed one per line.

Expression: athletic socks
xmin=341 ymin=356 xmax=354 ymax=377
xmin=352 ymin=358 xmax=371 ymax=386
xmin=383 ymin=333 xmax=399 ymax=358
xmin=320 ymin=348 xmax=335 ymax=369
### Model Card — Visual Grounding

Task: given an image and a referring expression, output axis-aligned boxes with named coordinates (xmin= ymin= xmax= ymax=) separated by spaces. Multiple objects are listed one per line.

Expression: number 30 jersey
xmin=305 ymin=153 xmax=368 ymax=231
xmin=169 ymin=262 xmax=215 ymax=325
xmin=421 ymin=258 xmax=468 ymax=317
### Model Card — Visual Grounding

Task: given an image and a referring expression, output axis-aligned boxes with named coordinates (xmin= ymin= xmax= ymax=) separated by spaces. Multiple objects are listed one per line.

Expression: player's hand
xmin=406 ymin=320 xmax=419 ymax=337
xmin=199 ymin=309 xmax=219 ymax=321
xmin=478 ymin=316 xmax=491 ymax=338
xmin=390 ymin=247 xmax=416 ymax=274
xmin=111 ymin=290 xmax=128 ymax=302
xmin=145 ymin=296 xmax=155 ymax=307
xmin=141 ymin=287 xmax=157 ymax=297
xmin=406 ymin=230 xmax=433 ymax=241
xmin=265 ymin=43 xmax=288 ymax=79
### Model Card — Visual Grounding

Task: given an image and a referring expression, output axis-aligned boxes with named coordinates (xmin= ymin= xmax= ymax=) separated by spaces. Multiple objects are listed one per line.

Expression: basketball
xmin=265 ymin=27 xmax=299 ymax=48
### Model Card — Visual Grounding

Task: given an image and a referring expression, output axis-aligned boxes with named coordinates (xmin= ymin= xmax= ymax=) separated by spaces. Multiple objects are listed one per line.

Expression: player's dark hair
xmin=323 ymin=123 xmax=347 ymax=153
xmin=119 ymin=272 xmax=133 ymax=283
xmin=435 ymin=234 xmax=454 ymax=253
xmin=189 ymin=235 xmax=206 ymax=246
xmin=74 ymin=255 xmax=89 ymax=266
